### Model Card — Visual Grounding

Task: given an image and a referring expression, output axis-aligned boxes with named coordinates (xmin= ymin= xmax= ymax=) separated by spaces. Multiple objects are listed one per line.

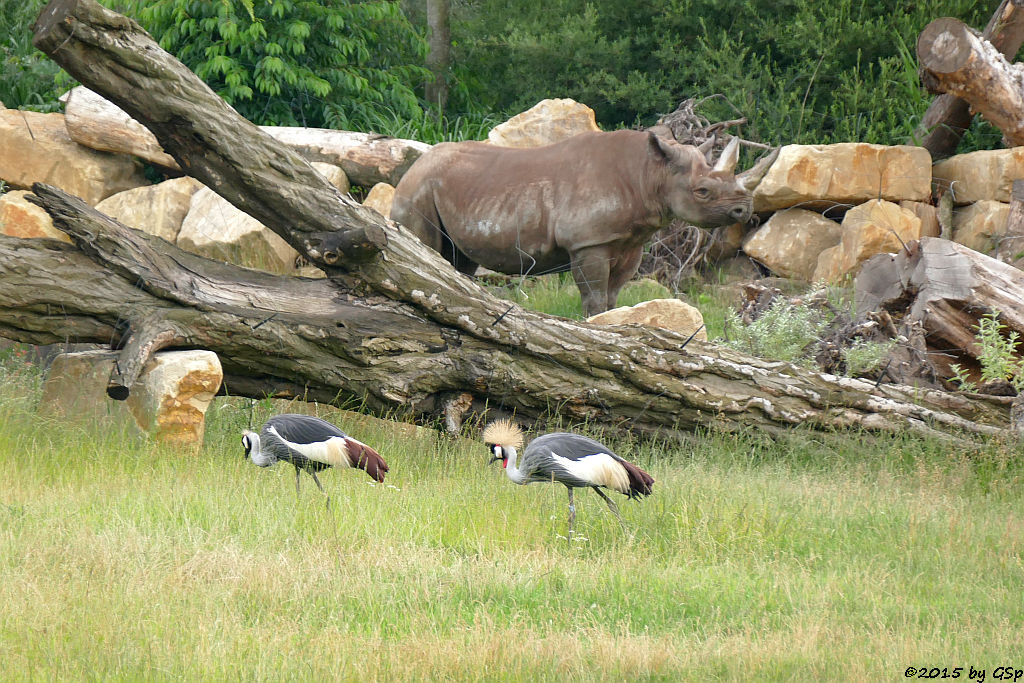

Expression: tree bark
xmin=61 ymin=85 xmax=430 ymax=187
xmin=917 ymin=15 xmax=1024 ymax=148
xmin=914 ymin=0 xmax=1024 ymax=159
xmin=425 ymin=0 xmax=451 ymax=114
xmin=856 ymin=237 xmax=1024 ymax=381
xmin=15 ymin=0 xmax=1013 ymax=440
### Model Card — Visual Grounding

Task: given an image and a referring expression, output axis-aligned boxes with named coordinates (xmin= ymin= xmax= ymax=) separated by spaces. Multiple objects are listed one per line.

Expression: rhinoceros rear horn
xmin=697 ymin=134 xmax=717 ymax=163
xmin=737 ymin=146 xmax=781 ymax=191
xmin=712 ymin=136 xmax=740 ymax=173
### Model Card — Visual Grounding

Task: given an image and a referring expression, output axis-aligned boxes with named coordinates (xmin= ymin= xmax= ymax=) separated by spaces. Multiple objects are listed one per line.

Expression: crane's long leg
xmin=592 ymin=486 xmax=627 ymax=533
xmin=294 ymin=466 xmax=302 ymax=498
xmin=567 ymin=487 xmax=576 ymax=544
xmin=309 ymin=471 xmax=330 ymax=509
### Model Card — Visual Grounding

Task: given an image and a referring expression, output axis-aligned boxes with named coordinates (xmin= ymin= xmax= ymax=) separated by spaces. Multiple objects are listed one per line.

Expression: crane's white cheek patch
xmin=552 ymin=453 xmax=629 ymax=494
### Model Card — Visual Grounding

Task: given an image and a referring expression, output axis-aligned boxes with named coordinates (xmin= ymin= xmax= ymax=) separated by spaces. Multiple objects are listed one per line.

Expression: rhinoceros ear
xmin=648 ymin=132 xmax=694 ymax=170
xmin=712 ymin=136 xmax=740 ymax=173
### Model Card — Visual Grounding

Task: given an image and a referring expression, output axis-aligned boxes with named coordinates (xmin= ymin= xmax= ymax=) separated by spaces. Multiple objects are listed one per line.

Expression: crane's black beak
xmin=486 ymin=445 xmax=502 ymax=465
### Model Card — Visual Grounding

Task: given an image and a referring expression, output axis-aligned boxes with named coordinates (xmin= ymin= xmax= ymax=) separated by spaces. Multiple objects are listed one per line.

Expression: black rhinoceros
xmin=392 ymin=129 xmax=775 ymax=316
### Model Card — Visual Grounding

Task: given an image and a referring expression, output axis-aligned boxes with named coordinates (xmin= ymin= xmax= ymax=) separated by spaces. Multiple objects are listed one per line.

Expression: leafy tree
xmin=0 ymin=0 xmax=66 ymax=112
xmin=446 ymin=0 xmax=995 ymax=146
xmin=125 ymin=0 xmax=430 ymax=129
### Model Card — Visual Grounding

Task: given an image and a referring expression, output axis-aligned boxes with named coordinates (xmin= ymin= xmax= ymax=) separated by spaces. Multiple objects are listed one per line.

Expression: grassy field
xmin=1 ymin=340 xmax=1023 ymax=680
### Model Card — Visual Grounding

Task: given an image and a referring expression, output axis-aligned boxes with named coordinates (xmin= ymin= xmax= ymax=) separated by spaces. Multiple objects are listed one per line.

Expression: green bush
xmin=125 ymin=0 xmax=430 ymax=129
xmin=974 ymin=310 xmax=1024 ymax=391
xmin=0 ymin=1 xmax=67 ymax=111
xmin=724 ymin=299 xmax=828 ymax=366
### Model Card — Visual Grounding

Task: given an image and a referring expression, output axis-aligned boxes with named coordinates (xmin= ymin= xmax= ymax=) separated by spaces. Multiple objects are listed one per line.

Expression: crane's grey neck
xmin=244 ymin=431 xmax=276 ymax=467
xmin=502 ymin=446 xmax=527 ymax=485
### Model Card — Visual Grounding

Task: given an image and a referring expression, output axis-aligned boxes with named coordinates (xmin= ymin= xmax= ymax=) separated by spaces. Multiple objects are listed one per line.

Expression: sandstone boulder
xmin=127 ymin=351 xmax=223 ymax=444
xmin=952 ymin=200 xmax=1011 ymax=253
xmin=587 ymin=298 xmax=707 ymax=340
xmin=705 ymin=223 xmax=747 ymax=263
xmin=813 ymin=199 xmax=922 ymax=283
xmin=900 ymin=200 xmax=941 ymax=238
xmin=742 ymin=208 xmax=842 ymax=280
xmin=311 ymin=162 xmax=350 ymax=195
xmin=177 ymin=186 xmax=300 ymax=272
xmin=39 ymin=349 xmax=222 ymax=447
xmin=0 ymin=190 xmax=70 ymax=243
xmin=0 ymin=109 xmax=146 ymax=205
xmin=488 ymin=99 xmax=601 ymax=148
xmin=932 ymin=147 xmax=1024 ymax=204
xmin=362 ymin=182 xmax=395 ymax=218
xmin=94 ymin=177 xmax=203 ymax=243
xmin=175 ymin=163 xmax=346 ymax=272
xmin=753 ymin=143 xmax=931 ymax=213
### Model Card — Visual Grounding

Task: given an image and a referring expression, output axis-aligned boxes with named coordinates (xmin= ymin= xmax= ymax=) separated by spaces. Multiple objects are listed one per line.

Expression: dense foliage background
xmin=0 ymin=0 xmax=1004 ymax=147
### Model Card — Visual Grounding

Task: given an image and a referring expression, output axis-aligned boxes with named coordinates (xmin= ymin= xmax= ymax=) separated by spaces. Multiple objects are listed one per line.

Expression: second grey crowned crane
xmin=242 ymin=414 xmax=388 ymax=506
xmin=482 ymin=419 xmax=653 ymax=540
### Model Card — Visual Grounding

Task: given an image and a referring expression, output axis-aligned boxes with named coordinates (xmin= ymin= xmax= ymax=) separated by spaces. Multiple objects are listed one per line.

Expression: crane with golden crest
xmin=482 ymin=419 xmax=654 ymax=540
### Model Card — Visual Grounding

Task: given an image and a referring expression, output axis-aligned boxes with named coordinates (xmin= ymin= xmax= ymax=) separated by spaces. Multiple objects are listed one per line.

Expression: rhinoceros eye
xmin=694 ymin=186 xmax=712 ymax=200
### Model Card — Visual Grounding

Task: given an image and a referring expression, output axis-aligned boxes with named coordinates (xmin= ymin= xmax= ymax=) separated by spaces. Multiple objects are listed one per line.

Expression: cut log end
xmin=918 ymin=17 xmax=976 ymax=75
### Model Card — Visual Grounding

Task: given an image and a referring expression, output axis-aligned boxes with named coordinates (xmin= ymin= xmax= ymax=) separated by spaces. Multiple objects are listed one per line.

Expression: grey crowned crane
xmin=482 ymin=419 xmax=653 ymax=540
xmin=242 ymin=414 xmax=388 ymax=506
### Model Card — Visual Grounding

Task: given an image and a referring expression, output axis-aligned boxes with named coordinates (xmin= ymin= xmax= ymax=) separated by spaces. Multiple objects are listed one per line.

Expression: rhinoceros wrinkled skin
xmin=391 ymin=129 xmax=771 ymax=316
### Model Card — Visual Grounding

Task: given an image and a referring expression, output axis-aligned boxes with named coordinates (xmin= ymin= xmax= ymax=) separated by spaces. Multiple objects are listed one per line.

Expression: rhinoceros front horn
xmin=737 ymin=146 xmax=781 ymax=192
xmin=712 ymin=136 xmax=740 ymax=173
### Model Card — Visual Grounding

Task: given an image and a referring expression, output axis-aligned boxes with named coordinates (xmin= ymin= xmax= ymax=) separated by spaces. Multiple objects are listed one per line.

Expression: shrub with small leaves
xmin=974 ymin=310 xmax=1024 ymax=391
xmin=842 ymin=338 xmax=896 ymax=378
xmin=948 ymin=363 xmax=977 ymax=393
xmin=724 ymin=300 xmax=828 ymax=366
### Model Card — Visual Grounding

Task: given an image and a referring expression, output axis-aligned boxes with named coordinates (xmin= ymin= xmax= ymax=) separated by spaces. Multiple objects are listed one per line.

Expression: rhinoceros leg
xmin=570 ymin=245 xmax=612 ymax=317
xmin=606 ymin=247 xmax=644 ymax=312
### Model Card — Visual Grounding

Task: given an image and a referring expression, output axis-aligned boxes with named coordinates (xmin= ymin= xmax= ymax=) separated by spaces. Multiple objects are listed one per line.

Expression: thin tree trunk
xmin=425 ymin=0 xmax=451 ymax=114
xmin=15 ymin=0 xmax=1013 ymax=440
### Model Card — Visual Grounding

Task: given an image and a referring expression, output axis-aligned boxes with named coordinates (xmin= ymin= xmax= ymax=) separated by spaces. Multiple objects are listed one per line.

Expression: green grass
xmin=486 ymin=272 xmax=677 ymax=320
xmin=1 ymin=355 xmax=1022 ymax=679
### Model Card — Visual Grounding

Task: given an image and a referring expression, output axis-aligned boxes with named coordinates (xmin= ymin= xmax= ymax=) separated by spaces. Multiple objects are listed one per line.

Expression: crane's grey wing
xmin=261 ymin=414 xmax=342 ymax=472
xmin=521 ymin=433 xmax=619 ymax=487
xmin=525 ymin=432 xmax=653 ymax=497
xmin=528 ymin=433 xmax=618 ymax=462
xmin=264 ymin=414 xmax=347 ymax=443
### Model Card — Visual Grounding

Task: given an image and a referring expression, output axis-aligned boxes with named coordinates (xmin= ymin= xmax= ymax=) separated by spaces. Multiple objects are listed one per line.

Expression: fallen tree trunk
xmin=61 ymin=85 xmax=430 ymax=187
xmin=913 ymin=0 xmax=1024 ymax=159
xmin=11 ymin=0 xmax=1011 ymax=440
xmin=856 ymin=237 xmax=1024 ymax=382
xmin=917 ymin=16 xmax=1024 ymax=147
